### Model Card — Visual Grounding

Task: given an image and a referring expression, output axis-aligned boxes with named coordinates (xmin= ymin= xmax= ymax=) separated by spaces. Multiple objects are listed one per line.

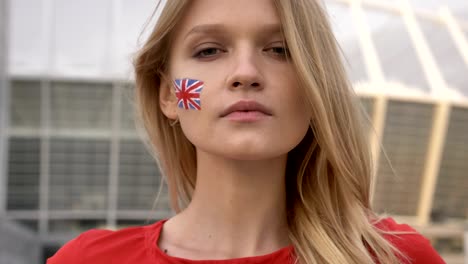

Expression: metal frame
xmin=0 ymin=0 xmax=9 ymax=216
xmin=37 ymin=0 xmax=54 ymax=236
xmin=441 ymin=7 xmax=468 ymax=68
xmin=397 ymin=0 xmax=451 ymax=226
xmin=348 ymin=0 xmax=387 ymax=199
xmin=107 ymin=82 xmax=121 ymax=229
xmin=106 ymin=0 xmax=123 ymax=229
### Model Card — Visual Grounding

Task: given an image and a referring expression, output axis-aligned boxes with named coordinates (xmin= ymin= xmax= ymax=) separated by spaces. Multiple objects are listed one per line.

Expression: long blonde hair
xmin=134 ymin=0 xmax=404 ymax=263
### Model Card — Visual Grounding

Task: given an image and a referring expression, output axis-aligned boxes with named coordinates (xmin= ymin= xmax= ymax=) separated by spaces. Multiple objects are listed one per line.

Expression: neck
xmin=162 ymin=150 xmax=290 ymax=259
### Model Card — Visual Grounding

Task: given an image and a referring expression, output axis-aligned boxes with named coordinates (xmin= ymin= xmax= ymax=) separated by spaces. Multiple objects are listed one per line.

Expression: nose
xmin=228 ymin=50 xmax=263 ymax=90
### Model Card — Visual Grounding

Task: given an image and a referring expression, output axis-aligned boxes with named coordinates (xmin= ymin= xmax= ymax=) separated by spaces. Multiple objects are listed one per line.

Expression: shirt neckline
xmin=145 ymin=219 xmax=295 ymax=263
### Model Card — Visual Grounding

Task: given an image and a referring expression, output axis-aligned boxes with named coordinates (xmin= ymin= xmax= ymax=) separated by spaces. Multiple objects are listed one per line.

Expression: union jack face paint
xmin=173 ymin=78 xmax=204 ymax=110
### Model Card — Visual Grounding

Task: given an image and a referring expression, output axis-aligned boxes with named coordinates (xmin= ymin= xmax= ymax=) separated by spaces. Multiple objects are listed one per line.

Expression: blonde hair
xmin=134 ymin=0 xmax=404 ymax=263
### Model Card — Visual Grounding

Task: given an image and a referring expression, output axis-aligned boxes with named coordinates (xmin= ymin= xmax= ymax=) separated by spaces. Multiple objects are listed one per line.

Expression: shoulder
xmin=47 ymin=221 xmax=164 ymax=264
xmin=374 ymin=218 xmax=446 ymax=264
xmin=46 ymin=229 xmax=109 ymax=264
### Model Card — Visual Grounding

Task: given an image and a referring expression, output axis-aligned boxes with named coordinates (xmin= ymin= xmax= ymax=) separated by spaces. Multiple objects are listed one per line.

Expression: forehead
xmin=175 ymin=0 xmax=281 ymax=34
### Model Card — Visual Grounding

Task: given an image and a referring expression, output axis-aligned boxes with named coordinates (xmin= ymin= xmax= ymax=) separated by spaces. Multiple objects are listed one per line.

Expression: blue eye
xmin=265 ymin=46 xmax=290 ymax=58
xmin=194 ymin=48 xmax=222 ymax=58
xmin=271 ymin=47 xmax=286 ymax=54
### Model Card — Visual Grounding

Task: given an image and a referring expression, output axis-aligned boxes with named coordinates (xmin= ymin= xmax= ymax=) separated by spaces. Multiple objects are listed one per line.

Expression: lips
xmin=220 ymin=100 xmax=273 ymax=117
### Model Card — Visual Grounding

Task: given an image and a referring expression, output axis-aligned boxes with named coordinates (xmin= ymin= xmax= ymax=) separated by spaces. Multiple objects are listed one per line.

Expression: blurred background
xmin=0 ymin=0 xmax=467 ymax=263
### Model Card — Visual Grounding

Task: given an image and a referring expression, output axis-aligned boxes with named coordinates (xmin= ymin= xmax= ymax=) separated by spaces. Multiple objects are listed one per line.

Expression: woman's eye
xmin=272 ymin=47 xmax=286 ymax=54
xmin=266 ymin=46 xmax=290 ymax=58
xmin=194 ymin=48 xmax=222 ymax=58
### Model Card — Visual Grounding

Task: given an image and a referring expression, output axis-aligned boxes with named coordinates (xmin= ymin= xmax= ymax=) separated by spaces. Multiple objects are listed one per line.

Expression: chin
xmin=225 ymin=152 xmax=276 ymax=161
xmin=189 ymin=134 xmax=301 ymax=161
xmin=215 ymin=144 xmax=291 ymax=161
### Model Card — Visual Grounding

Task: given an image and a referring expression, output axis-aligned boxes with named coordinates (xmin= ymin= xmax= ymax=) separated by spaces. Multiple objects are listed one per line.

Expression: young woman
xmin=48 ymin=0 xmax=445 ymax=263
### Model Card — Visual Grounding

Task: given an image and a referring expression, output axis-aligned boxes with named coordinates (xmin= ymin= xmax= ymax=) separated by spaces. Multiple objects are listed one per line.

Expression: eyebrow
xmin=183 ymin=23 xmax=283 ymax=40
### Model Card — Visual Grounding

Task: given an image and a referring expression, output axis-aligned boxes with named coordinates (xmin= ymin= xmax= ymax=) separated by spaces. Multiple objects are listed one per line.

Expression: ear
xmin=159 ymin=78 xmax=178 ymax=120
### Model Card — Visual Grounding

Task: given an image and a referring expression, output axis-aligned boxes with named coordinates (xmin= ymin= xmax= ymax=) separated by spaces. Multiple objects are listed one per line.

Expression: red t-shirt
xmin=47 ymin=218 xmax=445 ymax=264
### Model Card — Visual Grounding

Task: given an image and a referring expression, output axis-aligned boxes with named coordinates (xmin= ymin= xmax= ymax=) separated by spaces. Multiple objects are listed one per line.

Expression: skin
xmin=159 ymin=0 xmax=310 ymax=260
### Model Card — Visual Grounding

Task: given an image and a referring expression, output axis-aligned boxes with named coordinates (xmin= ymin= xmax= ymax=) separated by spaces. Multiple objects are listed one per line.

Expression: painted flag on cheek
xmin=173 ymin=78 xmax=204 ymax=110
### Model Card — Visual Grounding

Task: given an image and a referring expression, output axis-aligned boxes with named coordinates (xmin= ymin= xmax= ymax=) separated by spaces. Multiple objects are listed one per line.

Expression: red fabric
xmin=47 ymin=218 xmax=445 ymax=264
xmin=373 ymin=218 xmax=446 ymax=264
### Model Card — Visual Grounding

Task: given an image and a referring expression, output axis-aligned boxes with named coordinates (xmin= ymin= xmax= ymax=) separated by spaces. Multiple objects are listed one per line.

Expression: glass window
xmin=359 ymin=96 xmax=374 ymax=118
xmin=432 ymin=236 xmax=464 ymax=256
xmin=120 ymin=84 xmax=137 ymax=133
xmin=118 ymin=140 xmax=167 ymax=211
xmin=365 ymin=10 xmax=431 ymax=93
xmin=42 ymin=245 xmax=62 ymax=264
xmin=48 ymin=219 xmax=106 ymax=234
xmin=49 ymin=138 xmax=110 ymax=210
xmin=409 ymin=0 xmax=466 ymax=17
xmin=373 ymin=100 xmax=434 ymax=216
xmin=433 ymin=106 xmax=468 ymax=220
xmin=17 ymin=220 xmax=39 ymax=232
xmin=418 ymin=18 xmax=468 ymax=96
xmin=359 ymin=96 xmax=375 ymax=138
xmin=116 ymin=219 xmax=153 ymax=229
xmin=50 ymin=82 xmax=113 ymax=131
xmin=326 ymin=2 xmax=368 ymax=82
xmin=10 ymin=81 xmax=41 ymax=130
xmin=7 ymin=137 xmax=40 ymax=210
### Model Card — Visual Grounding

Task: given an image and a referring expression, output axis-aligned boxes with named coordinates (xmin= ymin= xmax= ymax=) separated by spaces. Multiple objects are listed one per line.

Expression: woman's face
xmin=165 ymin=0 xmax=310 ymax=160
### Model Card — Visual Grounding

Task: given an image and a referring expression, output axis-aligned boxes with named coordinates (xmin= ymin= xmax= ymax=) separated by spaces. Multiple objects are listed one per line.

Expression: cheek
xmin=173 ymin=78 xmax=204 ymax=111
xmin=177 ymin=108 xmax=212 ymax=151
xmin=288 ymin=102 xmax=310 ymax=138
xmin=283 ymin=80 xmax=311 ymax=140
xmin=174 ymin=79 xmax=214 ymax=146
xmin=283 ymin=76 xmax=309 ymax=118
xmin=171 ymin=77 xmax=211 ymax=144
